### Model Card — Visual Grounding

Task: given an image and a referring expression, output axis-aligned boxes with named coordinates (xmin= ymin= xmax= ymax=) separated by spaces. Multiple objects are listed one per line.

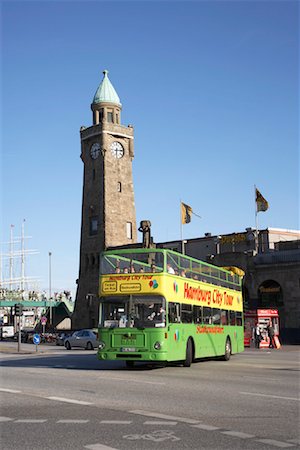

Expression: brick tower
xmin=72 ymin=70 xmax=137 ymax=328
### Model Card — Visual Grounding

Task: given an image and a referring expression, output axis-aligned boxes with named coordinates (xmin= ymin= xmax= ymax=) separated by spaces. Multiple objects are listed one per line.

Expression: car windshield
xmin=100 ymin=295 xmax=166 ymax=329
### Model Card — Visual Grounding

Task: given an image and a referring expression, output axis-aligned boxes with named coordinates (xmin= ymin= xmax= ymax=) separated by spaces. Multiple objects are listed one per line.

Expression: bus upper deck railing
xmin=100 ymin=249 xmax=242 ymax=291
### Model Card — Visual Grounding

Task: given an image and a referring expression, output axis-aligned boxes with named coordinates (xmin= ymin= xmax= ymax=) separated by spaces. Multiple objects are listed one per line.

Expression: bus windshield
xmin=101 ymin=295 xmax=166 ymax=329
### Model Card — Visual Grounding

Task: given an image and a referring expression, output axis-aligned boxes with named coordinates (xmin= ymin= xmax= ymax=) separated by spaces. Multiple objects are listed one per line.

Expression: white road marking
xmin=144 ymin=421 xmax=177 ymax=426
xmin=191 ymin=423 xmax=219 ymax=431
xmin=287 ymin=439 xmax=300 ymax=445
xmin=240 ymin=391 xmax=300 ymax=402
xmin=221 ymin=431 xmax=255 ymax=439
xmin=85 ymin=444 xmax=119 ymax=450
xmin=130 ymin=410 xmax=200 ymax=424
xmin=57 ymin=419 xmax=89 ymax=423
xmin=97 ymin=376 xmax=165 ymax=386
xmin=99 ymin=420 xmax=132 ymax=424
xmin=243 ymin=375 xmax=277 ymax=382
xmin=0 ymin=417 xmax=13 ymax=422
xmin=256 ymin=439 xmax=295 ymax=448
xmin=15 ymin=419 xmax=47 ymax=423
xmin=46 ymin=396 xmax=93 ymax=405
xmin=0 ymin=388 xmax=21 ymax=394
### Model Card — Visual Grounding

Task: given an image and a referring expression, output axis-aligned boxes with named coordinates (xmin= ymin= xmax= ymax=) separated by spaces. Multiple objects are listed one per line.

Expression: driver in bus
xmin=147 ymin=304 xmax=165 ymax=321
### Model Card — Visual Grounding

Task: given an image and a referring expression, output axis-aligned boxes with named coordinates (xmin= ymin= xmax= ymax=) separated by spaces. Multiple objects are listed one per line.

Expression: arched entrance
xmin=258 ymin=280 xmax=283 ymax=308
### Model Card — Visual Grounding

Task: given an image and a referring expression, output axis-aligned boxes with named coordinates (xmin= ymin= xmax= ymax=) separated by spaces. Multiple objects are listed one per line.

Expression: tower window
xmin=89 ymin=216 xmax=99 ymax=235
xmin=93 ymin=169 xmax=96 ymax=180
xmin=117 ymin=182 xmax=122 ymax=192
xmin=116 ymin=113 xmax=119 ymax=124
xmin=126 ymin=222 xmax=132 ymax=240
xmin=107 ymin=112 xmax=113 ymax=123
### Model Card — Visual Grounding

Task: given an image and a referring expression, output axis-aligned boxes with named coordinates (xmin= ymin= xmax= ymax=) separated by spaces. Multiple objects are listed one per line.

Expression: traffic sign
xmin=33 ymin=334 xmax=41 ymax=345
xmin=41 ymin=316 xmax=47 ymax=325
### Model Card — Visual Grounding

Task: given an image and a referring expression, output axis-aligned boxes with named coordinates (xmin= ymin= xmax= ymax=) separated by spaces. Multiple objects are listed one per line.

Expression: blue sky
xmin=1 ymin=0 xmax=299 ymax=298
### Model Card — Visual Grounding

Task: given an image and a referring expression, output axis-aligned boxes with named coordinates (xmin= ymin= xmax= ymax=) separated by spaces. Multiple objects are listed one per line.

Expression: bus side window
xmin=181 ymin=304 xmax=193 ymax=324
xmin=236 ymin=311 xmax=243 ymax=326
xmin=203 ymin=307 xmax=212 ymax=324
xmin=193 ymin=305 xmax=202 ymax=324
xmin=212 ymin=308 xmax=221 ymax=325
xmin=221 ymin=310 xmax=228 ymax=325
xmin=229 ymin=310 xmax=236 ymax=326
xmin=168 ymin=302 xmax=180 ymax=323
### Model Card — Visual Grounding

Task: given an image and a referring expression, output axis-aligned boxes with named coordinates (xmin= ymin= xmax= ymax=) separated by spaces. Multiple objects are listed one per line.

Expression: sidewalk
xmin=0 ymin=340 xmax=65 ymax=355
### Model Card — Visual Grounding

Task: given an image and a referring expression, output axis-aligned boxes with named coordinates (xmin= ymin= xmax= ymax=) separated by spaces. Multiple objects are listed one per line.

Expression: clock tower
xmin=72 ymin=70 xmax=137 ymax=328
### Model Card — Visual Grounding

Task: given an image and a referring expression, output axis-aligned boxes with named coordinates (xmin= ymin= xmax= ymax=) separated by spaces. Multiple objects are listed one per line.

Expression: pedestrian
xmin=254 ymin=323 xmax=261 ymax=349
xmin=267 ymin=320 xmax=275 ymax=349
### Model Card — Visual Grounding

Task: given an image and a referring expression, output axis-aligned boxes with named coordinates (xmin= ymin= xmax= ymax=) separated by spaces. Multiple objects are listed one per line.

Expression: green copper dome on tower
xmin=93 ymin=70 xmax=121 ymax=106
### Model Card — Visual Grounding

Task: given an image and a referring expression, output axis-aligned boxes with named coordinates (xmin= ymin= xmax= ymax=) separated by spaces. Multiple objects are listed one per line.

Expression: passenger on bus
xmin=123 ymin=267 xmax=129 ymax=273
xmin=180 ymin=269 xmax=186 ymax=277
xmin=167 ymin=264 xmax=175 ymax=274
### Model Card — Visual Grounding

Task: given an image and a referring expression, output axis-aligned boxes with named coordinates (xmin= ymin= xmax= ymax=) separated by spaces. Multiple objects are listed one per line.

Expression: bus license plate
xmin=122 ymin=347 xmax=136 ymax=352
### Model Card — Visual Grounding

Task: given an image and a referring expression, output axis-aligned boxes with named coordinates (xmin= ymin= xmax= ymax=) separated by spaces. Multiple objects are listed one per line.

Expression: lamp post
xmin=49 ymin=252 xmax=52 ymax=326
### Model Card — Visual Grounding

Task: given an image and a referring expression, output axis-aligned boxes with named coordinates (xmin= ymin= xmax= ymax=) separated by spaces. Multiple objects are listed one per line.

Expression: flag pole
xmin=254 ymin=184 xmax=259 ymax=253
xmin=180 ymin=199 xmax=183 ymax=242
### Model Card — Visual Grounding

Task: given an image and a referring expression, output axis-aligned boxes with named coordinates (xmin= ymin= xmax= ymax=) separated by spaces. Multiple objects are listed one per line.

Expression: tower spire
xmin=93 ymin=69 xmax=121 ymax=106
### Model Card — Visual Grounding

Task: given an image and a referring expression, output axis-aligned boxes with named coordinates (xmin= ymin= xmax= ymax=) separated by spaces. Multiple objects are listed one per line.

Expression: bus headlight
xmin=98 ymin=341 xmax=105 ymax=350
xmin=154 ymin=341 xmax=162 ymax=350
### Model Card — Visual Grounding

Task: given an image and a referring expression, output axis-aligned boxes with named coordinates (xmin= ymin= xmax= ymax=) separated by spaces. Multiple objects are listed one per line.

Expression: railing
xmin=0 ymin=290 xmax=74 ymax=313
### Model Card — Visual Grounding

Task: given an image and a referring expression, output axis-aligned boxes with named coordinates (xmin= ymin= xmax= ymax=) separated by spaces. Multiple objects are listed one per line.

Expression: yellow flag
xmin=181 ymin=202 xmax=193 ymax=224
xmin=256 ymin=188 xmax=269 ymax=212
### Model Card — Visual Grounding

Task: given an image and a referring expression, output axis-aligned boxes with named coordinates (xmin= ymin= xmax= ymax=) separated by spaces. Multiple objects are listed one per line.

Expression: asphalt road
xmin=0 ymin=343 xmax=299 ymax=450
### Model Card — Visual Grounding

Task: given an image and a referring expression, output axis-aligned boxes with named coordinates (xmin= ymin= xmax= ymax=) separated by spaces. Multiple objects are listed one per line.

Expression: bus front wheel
xmin=223 ymin=338 xmax=231 ymax=361
xmin=183 ymin=338 xmax=193 ymax=367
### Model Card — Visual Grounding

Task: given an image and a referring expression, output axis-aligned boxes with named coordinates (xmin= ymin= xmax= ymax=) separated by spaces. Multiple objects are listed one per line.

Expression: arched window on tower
xmin=126 ymin=222 xmax=132 ymax=240
xmin=107 ymin=110 xmax=113 ymax=123
xmin=89 ymin=216 xmax=99 ymax=236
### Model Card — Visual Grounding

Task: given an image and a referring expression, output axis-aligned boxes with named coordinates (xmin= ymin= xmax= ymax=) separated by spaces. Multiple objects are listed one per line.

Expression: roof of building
xmin=92 ymin=70 xmax=121 ymax=106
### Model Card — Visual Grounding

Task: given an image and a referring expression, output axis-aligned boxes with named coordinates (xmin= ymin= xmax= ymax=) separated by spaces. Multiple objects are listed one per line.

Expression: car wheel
xmin=65 ymin=341 xmax=71 ymax=350
xmin=86 ymin=341 xmax=93 ymax=350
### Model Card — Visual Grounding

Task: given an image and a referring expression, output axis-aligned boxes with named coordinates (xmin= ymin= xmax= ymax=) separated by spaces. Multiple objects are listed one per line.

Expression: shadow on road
xmin=0 ymin=352 xmax=172 ymax=371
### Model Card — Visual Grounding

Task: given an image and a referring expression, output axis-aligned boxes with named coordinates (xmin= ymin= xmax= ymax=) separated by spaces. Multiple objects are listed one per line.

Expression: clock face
xmin=90 ymin=143 xmax=100 ymax=159
xmin=110 ymin=141 xmax=124 ymax=159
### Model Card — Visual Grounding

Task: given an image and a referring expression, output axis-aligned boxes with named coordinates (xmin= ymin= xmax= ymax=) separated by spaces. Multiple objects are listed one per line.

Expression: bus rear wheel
xmin=183 ymin=338 xmax=193 ymax=367
xmin=223 ymin=338 xmax=231 ymax=361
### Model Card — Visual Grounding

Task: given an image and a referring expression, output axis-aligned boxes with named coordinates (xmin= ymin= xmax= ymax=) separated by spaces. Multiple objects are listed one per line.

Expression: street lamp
xmin=49 ymin=252 xmax=52 ymax=326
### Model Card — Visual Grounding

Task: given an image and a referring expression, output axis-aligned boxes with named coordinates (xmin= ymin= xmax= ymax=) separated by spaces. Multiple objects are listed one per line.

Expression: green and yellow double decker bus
xmin=97 ymin=248 xmax=244 ymax=367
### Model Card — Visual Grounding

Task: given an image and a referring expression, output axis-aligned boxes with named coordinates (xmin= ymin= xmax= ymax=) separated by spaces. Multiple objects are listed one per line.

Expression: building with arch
xmin=158 ymin=228 xmax=300 ymax=343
